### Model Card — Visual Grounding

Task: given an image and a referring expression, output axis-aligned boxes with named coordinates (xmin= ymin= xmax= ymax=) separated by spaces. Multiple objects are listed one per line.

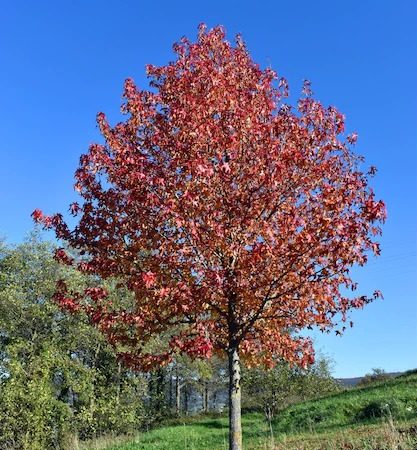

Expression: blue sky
xmin=1 ymin=0 xmax=416 ymax=377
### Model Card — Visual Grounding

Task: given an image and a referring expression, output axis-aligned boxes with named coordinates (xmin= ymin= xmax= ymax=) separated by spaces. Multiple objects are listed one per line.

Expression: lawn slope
xmin=274 ymin=370 xmax=417 ymax=434
xmin=84 ymin=371 xmax=417 ymax=450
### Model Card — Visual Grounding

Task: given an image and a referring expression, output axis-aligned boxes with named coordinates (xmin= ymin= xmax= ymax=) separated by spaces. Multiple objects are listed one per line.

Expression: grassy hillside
xmin=273 ymin=370 xmax=417 ymax=434
xmin=83 ymin=372 xmax=417 ymax=450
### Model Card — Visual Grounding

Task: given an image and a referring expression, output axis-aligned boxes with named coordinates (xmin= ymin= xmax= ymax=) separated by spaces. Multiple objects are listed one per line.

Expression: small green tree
xmin=358 ymin=368 xmax=390 ymax=386
xmin=243 ymin=355 xmax=339 ymax=421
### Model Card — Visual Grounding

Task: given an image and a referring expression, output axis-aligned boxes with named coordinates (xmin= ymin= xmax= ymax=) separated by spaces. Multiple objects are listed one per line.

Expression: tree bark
xmin=155 ymin=368 xmax=164 ymax=410
xmin=228 ymin=347 xmax=242 ymax=450
xmin=204 ymin=384 xmax=209 ymax=413
xmin=175 ymin=366 xmax=181 ymax=415
xmin=169 ymin=369 xmax=173 ymax=410
xmin=116 ymin=361 xmax=122 ymax=405
xmin=184 ymin=386 xmax=189 ymax=414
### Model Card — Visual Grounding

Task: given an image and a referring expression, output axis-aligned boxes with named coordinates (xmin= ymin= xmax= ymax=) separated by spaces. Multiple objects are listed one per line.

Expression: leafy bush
xmin=357 ymin=399 xmax=402 ymax=420
xmin=0 ymin=346 xmax=73 ymax=450
xmin=242 ymin=356 xmax=339 ymax=420
xmin=0 ymin=236 xmax=149 ymax=449
xmin=357 ymin=368 xmax=391 ymax=386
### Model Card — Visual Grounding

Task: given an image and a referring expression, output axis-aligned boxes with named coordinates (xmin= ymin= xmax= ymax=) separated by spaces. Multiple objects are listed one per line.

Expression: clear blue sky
xmin=1 ymin=1 xmax=416 ymax=378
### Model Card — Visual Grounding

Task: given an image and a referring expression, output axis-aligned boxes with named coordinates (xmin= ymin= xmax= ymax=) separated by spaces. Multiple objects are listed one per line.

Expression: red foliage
xmin=33 ymin=25 xmax=385 ymax=370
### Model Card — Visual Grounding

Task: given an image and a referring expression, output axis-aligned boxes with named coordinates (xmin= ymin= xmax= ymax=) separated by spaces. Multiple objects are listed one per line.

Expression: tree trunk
xmin=155 ymin=368 xmax=164 ymax=411
xmin=184 ymin=386 xmax=189 ymax=414
xmin=116 ymin=361 xmax=122 ymax=405
xmin=169 ymin=369 xmax=173 ymax=410
xmin=175 ymin=366 xmax=182 ymax=415
xmin=204 ymin=384 xmax=209 ymax=413
xmin=228 ymin=347 xmax=242 ymax=450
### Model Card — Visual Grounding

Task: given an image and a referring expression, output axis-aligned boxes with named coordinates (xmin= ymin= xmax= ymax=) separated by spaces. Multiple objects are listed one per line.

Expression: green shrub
xmin=357 ymin=399 xmax=402 ymax=420
xmin=0 ymin=346 xmax=72 ymax=450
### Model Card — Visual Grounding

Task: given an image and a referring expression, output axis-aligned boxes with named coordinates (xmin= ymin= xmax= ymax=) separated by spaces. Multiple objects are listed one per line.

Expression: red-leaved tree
xmin=33 ymin=25 xmax=386 ymax=450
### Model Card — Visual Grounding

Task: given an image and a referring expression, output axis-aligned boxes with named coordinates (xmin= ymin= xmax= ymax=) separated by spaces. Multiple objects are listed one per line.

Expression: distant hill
xmin=336 ymin=372 xmax=403 ymax=387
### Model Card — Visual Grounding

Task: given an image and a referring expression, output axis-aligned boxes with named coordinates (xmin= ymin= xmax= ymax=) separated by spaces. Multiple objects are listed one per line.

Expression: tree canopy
xmin=33 ymin=25 xmax=385 ymax=450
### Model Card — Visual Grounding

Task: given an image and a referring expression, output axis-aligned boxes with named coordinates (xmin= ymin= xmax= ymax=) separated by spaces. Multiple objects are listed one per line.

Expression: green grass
xmin=83 ymin=372 xmax=417 ymax=450
xmin=83 ymin=417 xmax=417 ymax=450
xmin=90 ymin=413 xmax=266 ymax=450
xmin=82 ymin=413 xmax=268 ymax=450
xmin=273 ymin=371 xmax=417 ymax=434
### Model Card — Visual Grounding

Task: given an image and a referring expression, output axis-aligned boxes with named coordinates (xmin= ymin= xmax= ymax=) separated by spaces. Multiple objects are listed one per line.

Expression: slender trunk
xmin=116 ymin=361 xmax=122 ymax=405
xmin=155 ymin=368 xmax=164 ymax=410
xmin=184 ymin=386 xmax=189 ymax=414
xmin=176 ymin=366 xmax=181 ymax=415
xmin=169 ymin=369 xmax=173 ymax=410
xmin=228 ymin=347 xmax=242 ymax=450
xmin=267 ymin=406 xmax=274 ymax=448
xmin=204 ymin=384 xmax=209 ymax=413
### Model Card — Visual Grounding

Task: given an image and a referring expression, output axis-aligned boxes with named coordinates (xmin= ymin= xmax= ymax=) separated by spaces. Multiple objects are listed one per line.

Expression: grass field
xmin=83 ymin=371 xmax=417 ymax=450
xmin=274 ymin=370 xmax=417 ymax=434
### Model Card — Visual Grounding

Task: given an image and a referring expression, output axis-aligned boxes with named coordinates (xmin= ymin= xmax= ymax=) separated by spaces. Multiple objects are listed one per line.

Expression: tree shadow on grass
xmin=196 ymin=420 xmax=227 ymax=429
